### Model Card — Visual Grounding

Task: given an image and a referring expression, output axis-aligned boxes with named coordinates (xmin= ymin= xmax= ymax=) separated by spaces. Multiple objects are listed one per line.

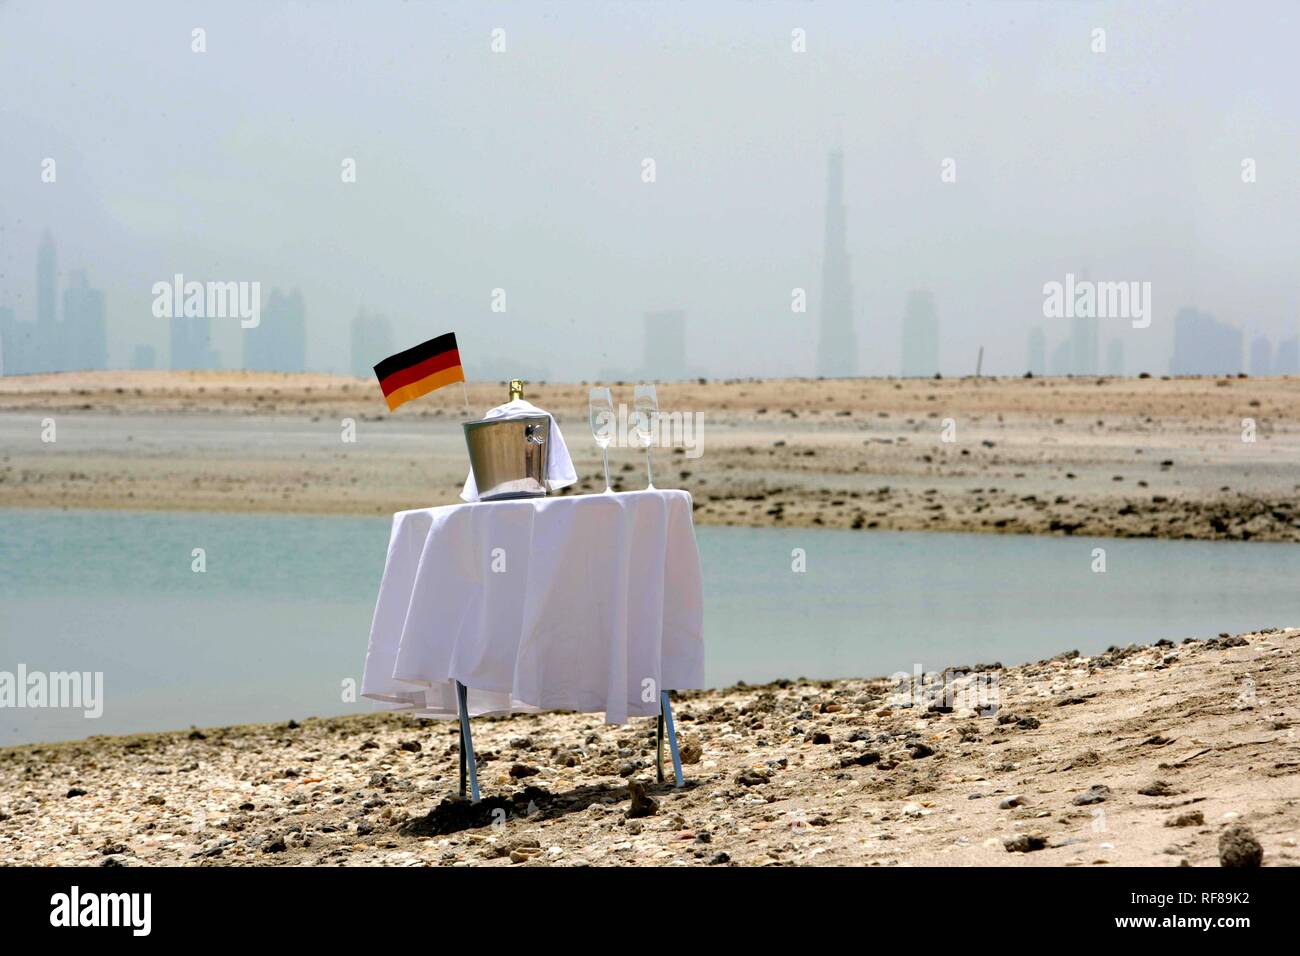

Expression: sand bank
xmin=2 ymin=371 xmax=1299 ymax=542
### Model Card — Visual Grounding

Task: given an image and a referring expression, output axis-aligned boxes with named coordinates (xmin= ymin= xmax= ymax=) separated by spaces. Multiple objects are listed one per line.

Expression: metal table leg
xmin=656 ymin=710 xmax=665 ymax=783
xmin=455 ymin=680 xmax=480 ymax=803
xmin=459 ymin=722 xmax=468 ymax=797
xmin=659 ymin=689 xmax=685 ymax=788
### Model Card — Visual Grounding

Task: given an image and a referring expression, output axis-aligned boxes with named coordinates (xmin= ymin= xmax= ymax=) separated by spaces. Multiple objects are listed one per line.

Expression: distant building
xmin=131 ymin=344 xmax=157 ymax=370
xmin=244 ymin=287 xmax=305 ymax=372
xmin=1027 ymin=326 xmax=1046 ymax=375
xmin=900 ymin=290 xmax=939 ymax=377
xmin=1049 ymin=337 xmax=1073 ymax=376
xmin=815 ymin=149 xmax=858 ymax=377
xmin=0 ymin=306 xmax=36 ymax=376
xmin=170 ymin=313 xmax=217 ymax=370
xmin=1249 ymin=335 xmax=1273 ymax=376
xmin=1170 ymin=307 xmax=1243 ymax=375
xmin=35 ymin=231 xmax=60 ymax=372
xmin=1105 ymin=339 xmax=1124 ymax=376
xmin=62 ymin=270 xmax=107 ymax=371
xmin=350 ymin=309 xmax=395 ymax=378
xmin=643 ymin=309 xmax=687 ymax=380
xmin=1070 ymin=315 xmax=1099 ymax=374
xmin=1276 ymin=337 xmax=1299 ymax=375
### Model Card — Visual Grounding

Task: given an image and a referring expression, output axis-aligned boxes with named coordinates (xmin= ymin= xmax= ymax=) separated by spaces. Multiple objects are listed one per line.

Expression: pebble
xmin=626 ymin=781 xmax=658 ymax=819
xmin=1218 ymin=824 xmax=1263 ymax=868
xmin=1071 ymin=785 xmax=1111 ymax=806
xmin=1138 ymin=780 xmax=1178 ymax=796
xmin=839 ymin=751 xmax=880 ymax=768
xmin=1003 ymin=834 xmax=1047 ymax=853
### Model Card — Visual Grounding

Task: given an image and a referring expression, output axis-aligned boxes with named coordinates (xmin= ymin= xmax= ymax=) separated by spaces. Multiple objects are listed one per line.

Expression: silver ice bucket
xmin=463 ymin=415 xmax=551 ymax=501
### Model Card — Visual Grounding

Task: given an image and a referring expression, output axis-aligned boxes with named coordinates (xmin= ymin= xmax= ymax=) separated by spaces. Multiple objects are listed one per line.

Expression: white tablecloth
xmin=361 ymin=489 xmax=705 ymax=724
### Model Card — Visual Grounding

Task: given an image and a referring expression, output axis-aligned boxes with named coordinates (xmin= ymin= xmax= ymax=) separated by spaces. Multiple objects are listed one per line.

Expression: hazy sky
xmin=2 ymin=0 xmax=1297 ymax=378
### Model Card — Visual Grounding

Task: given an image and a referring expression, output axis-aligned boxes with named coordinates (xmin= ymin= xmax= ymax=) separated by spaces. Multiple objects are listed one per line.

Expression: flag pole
xmin=460 ymin=379 xmax=472 ymax=419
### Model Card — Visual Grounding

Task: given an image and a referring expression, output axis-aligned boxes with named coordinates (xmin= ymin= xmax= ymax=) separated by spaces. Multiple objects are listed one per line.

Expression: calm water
xmin=2 ymin=508 xmax=1297 ymax=745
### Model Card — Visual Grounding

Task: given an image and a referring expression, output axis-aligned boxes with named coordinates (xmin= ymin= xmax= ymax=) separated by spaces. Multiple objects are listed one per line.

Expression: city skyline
xmin=5 ymin=3 xmax=1296 ymax=380
xmin=3 ymin=226 xmax=1295 ymax=380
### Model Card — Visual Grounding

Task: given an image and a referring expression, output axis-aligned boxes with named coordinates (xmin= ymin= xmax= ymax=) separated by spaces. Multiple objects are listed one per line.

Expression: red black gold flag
xmin=373 ymin=332 xmax=465 ymax=411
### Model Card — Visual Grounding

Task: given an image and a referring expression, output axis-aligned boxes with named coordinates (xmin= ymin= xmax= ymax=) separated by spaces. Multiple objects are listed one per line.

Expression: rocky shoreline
xmin=2 ymin=628 xmax=1296 ymax=867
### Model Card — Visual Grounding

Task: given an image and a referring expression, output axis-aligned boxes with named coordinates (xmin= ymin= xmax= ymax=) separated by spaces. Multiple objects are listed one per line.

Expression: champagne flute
xmin=589 ymin=387 xmax=615 ymax=493
xmin=633 ymin=383 xmax=658 ymax=489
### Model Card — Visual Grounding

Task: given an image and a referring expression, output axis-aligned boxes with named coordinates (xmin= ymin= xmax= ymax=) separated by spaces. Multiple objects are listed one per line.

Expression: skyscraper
xmin=1068 ymin=313 xmax=1099 ymax=373
xmin=1249 ymin=335 xmax=1273 ymax=376
xmin=900 ymin=290 xmax=939 ymax=377
xmin=643 ymin=309 xmax=687 ymax=379
xmin=1170 ymin=307 xmax=1243 ymax=375
xmin=351 ymin=309 xmax=395 ymax=378
xmin=131 ymin=344 xmax=157 ymax=370
xmin=1276 ymin=337 xmax=1299 ymax=375
xmin=1069 ymin=316 xmax=1099 ymax=374
xmin=35 ymin=231 xmax=60 ymax=372
xmin=1105 ymin=338 xmax=1124 ymax=376
xmin=815 ymin=150 xmax=857 ymax=377
xmin=1050 ymin=338 xmax=1073 ymax=376
xmin=0 ymin=306 xmax=34 ymax=375
xmin=170 ymin=314 xmax=217 ymax=370
xmin=245 ymin=287 xmax=306 ymax=371
xmin=1027 ymin=326 xmax=1046 ymax=375
xmin=1065 ymin=268 xmax=1099 ymax=374
xmin=62 ymin=270 xmax=107 ymax=371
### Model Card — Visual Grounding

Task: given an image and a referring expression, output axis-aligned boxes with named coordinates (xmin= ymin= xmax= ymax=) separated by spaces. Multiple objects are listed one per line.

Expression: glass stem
xmin=602 ymin=446 xmax=611 ymax=493
xmin=645 ymin=445 xmax=654 ymax=489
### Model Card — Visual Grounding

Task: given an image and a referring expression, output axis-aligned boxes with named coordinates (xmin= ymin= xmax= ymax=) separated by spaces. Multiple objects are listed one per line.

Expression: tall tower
xmin=1070 ymin=268 xmax=1099 ymax=374
xmin=63 ymin=269 xmax=107 ymax=371
xmin=901 ymin=290 xmax=939 ymax=377
xmin=815 ymin=150 xmax=857 ymax=377
xmin=36 ymin=231 xmax=59 ymax=372
xmin=1027 ymin=326 xmax=1046 ymax=375
xmin=643 ymin=309 xmax=687 ymax=379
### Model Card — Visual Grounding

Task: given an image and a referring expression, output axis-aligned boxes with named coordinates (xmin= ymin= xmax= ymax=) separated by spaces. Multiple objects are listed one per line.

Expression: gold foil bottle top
xmin=509 ymin=379 xmax=524 ymax=402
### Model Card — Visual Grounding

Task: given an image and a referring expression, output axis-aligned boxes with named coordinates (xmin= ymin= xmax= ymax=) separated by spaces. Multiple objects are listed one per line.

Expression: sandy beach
xmin=2 ymin=370 xmax=1299 ymax=542
xmin=1 ymin=628 xmax=1295 ymax=867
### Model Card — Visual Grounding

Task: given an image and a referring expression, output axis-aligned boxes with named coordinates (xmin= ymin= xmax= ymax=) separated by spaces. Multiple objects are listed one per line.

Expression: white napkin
xmin=460 ymin=398 xmax=578 ymax=502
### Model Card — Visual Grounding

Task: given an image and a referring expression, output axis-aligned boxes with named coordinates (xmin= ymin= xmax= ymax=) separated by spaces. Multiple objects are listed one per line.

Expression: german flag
xmin=373 ymin=332 xmax=465 ymax=411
